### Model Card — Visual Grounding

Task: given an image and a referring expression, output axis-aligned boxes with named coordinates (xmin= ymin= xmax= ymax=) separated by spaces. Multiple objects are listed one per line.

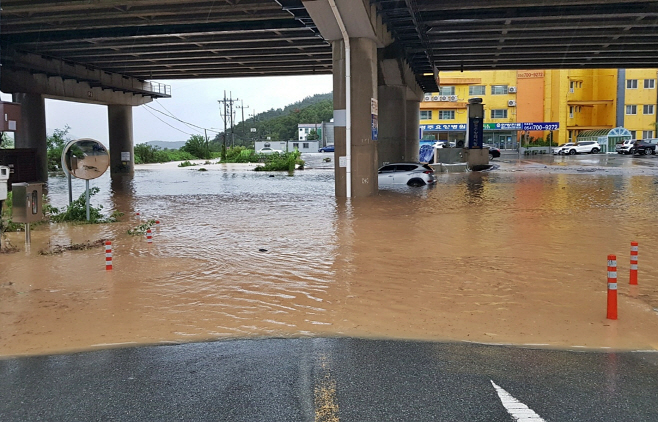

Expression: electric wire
xmin=142 ymin=106 xmax=195 ymax=136
xmin=145 ymin=103 xmax=221 ymax=134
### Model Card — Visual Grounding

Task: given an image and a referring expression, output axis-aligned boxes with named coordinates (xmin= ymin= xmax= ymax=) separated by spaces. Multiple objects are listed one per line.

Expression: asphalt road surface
xmin=1 ymin=338 xmax=657 ymax=421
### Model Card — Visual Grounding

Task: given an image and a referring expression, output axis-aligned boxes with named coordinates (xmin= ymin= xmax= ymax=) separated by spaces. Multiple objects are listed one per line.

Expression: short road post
xmin=105 ymin=241 xmax=113 ymax=270
xmin=630 ymin=241 xmax=638 ymax=285
xmin=147 ymin=229 xmax=153 ymax=244
xmin=607 ymin=254 xmax=617 ymax=320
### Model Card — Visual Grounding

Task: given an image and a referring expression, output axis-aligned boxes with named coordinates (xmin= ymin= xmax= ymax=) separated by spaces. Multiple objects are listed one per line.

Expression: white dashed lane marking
xmin=491 ymin=380 xmax=546 ymax=421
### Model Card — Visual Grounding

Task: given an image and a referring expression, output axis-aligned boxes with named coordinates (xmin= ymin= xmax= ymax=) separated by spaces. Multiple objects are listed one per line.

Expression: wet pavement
xmin=1 ymin=338 xmax=657 ymax=421
xmin=2 ymin=152 xmax=658 ymax=357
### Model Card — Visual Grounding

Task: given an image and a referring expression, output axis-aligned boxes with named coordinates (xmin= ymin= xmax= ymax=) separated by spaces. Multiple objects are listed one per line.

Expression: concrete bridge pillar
xmin=405 ymin=98 xmax=421 ymax=162
xmin=377 ymin=85 xmax=406 ymax=166
xmin=12 ymin=93 xmax=47 ymax=182
xmin=333 ymin=37 xmax=379 ymax=198
xmin=108 ymin=105 xmax=134 ymax=176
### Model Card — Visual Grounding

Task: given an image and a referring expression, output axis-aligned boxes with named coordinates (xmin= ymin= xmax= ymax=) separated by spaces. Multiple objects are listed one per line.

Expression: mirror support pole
xmin=85 ymin=179 xmax=90 ymax=221
xmin=67 ymin=172 xmax=73 ymax=205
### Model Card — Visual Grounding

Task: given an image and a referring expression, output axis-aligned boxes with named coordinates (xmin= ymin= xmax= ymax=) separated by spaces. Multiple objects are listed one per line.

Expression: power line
xmin=143 ymin=107 xmax=195 ymax=136
xmin=146 ymin=103 xmax=221 ymax=134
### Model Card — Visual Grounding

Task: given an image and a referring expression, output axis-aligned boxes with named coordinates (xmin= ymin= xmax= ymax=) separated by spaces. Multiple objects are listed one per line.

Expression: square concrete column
xmin=108 ymin=105 xmax=134 ymax=176
xmin=405 ymin=98 xmax=421 ymax=162
xmin=12 ymin=93 xmax=48 ymax=182
xmin=332 ymin=37 xmax=379 ymax=198
xmin=377 ymin=85 xmax=406 ymax=167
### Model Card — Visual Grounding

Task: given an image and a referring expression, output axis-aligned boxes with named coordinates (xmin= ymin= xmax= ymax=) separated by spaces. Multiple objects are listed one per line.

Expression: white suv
xmin=562 ymin=141 xmax=601 ymax=155
xmin=378 ymin=163 xmax=436 ymax=187
xmin=553 ymin=143 xmax=575 ymax=155
xmin=616 ymin=139 xmax=635 ymax=154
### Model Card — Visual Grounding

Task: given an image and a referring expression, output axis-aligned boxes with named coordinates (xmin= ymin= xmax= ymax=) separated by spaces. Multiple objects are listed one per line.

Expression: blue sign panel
xmin=419 ymin=124 xmax=467 ymax=131
xmin=468 ymin=117 xmax=484 ymax=149
xmin=371 ymin=115 xmax=378 ymax=140
xmin=522 ymin=122 xmax=560 ymax=131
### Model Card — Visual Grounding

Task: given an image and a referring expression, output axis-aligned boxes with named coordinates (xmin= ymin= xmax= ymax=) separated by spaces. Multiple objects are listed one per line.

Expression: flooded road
xmin=2 ymin=153 xmax=658 ymax=356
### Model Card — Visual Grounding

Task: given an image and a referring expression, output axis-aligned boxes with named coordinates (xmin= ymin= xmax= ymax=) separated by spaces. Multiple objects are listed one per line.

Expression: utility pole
xmin=218 ymin=91 xmax=238 ymax=151
xmin=236 ymin=100 xmax=250 ymax=145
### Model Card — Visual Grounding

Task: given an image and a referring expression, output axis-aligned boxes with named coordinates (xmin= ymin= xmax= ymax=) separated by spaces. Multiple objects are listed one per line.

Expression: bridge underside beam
xmin=1 ymin=51 xmax=168 ymax=106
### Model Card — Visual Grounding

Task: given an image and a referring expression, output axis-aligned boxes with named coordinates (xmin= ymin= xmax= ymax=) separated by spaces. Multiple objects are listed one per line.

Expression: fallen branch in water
xmin=39 ymin=238 xmax=109 ymax=256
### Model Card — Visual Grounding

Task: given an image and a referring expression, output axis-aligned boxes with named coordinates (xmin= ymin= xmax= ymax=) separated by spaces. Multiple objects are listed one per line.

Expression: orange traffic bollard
xmin=630 ymin=241 xmax=638 ymax=285
xmin=105 ymin=241 xmax=113 ymax=270
xmin=607 ymin=254 xmax=617 ymax=320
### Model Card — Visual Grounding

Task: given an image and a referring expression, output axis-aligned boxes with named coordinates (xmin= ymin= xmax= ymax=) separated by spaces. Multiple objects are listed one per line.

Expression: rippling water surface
xmin=2 ymin=155 xmax=658 ymax=356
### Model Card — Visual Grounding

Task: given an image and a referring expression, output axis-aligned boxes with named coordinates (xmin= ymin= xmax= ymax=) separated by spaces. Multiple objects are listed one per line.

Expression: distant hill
xmin=213 ymin=92 xmax=333 ymax=145
xmin=145 ymin=140 xmax=186 ymax=150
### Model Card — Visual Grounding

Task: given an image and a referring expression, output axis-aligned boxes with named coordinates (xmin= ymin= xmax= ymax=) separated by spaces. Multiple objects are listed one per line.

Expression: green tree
xmin=47 ymin=126 xmax=71 ymax=171
xmin=181 ymin=134 xmax=210 ymax=159
xmin=306 ymin=129 xmax=320 ymax=140
xmin=0 ymin=132 xmax=14 ymax=149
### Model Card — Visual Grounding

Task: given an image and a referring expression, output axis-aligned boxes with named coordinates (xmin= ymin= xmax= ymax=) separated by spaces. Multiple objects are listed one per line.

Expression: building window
xmin=293 ymin=143 xmax=299 ymax=148
xmin=644 ymin=79 xmax=655 ymax=89
xmin=303 ymin=143 xmax=309 ymax=149
xmin=420 ymin=110 xmax=432 ymax=120
xmin=643 ymin=105 xmax=655 ymax=115
xmin=570 ymin=81 xmax=575 ymax=93
xmin=469 ymin=85 xmax=485 ymax=95
xmin=439 ymin=86 xmax=455 ymax=95
xmin=630 ymin=131 xmax=637 ymax=139
xmin=568 ymin=130 xmax=573 ymax=142
xmin=626 ymin=105 xmax=637 ymax=115
xmin=569 ymin=106 xmax=574 ymax=118
xmin=438 ymin=110 xmax=455 ymax=120
xmin=643 ymin=131 xmax=654 ymax=139
xmin=627 ymin=79 xmax=638 ymax=89
xmin=490 ymin=109 xmax=508 ymax=119
xmin=491 ymin=85 xmax=508 ymax=95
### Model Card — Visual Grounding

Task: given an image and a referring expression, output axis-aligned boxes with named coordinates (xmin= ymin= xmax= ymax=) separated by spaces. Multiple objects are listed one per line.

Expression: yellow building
xmin=420 ymin=68 xmax=658 ymax=148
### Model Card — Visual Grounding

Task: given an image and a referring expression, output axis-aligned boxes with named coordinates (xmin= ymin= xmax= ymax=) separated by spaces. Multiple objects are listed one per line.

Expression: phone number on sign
xmin=523 ymin=123 xmax=559 ymax=131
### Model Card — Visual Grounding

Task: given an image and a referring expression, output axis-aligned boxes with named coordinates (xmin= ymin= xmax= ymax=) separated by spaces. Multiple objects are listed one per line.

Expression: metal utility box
xmin=0 ymin=166 xmax=9 ymax=201
xmin=0 ymin=101 xmax=21 ymax=132
xmin=11 ymin=182 xmax=43 ymax=223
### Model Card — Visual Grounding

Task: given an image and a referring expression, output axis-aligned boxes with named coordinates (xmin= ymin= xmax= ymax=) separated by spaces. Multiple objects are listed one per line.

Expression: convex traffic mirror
xmin=61 ymin=138 xmax=109 ymax=180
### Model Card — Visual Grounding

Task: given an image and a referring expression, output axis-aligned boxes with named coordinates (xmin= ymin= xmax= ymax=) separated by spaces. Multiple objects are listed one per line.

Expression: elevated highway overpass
xmin=2 ymin=0 xmax=658 ymax=195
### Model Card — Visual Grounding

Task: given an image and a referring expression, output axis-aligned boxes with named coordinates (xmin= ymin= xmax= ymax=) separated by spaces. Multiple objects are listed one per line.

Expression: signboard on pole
xmin=371 ymin=98 xmax=378 ymax=141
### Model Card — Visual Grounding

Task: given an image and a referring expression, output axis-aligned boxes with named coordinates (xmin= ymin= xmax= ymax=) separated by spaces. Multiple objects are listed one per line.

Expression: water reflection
xmin=2 ymin=157 xmax=658 ymax=356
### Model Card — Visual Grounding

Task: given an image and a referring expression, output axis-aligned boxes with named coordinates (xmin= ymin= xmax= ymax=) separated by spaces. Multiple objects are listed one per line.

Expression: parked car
xmin=630 ymin=140 xmax=656 ymax=155
xmin=615 ymin=139 xmax=635 ymax=154
xmin=484 ymin=144 xmax=501 ymax=159
xmin=258 ymin=147 xmax=283 ymax=154
xmin=318 ymin=145 xmax=334 ymax=152
xmin=553 ymin=143 xmax=575 ymax=155
xmin=561 ymin=141 xmax=601 ymax=155
xmin=378 ymin=162 xmax=436 ymax=187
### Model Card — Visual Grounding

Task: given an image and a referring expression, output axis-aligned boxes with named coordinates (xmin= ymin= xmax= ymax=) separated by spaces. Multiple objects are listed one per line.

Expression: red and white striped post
xmin=147 ymin=229 xmax=153 ymax=244
xmin=155 ymin=219 xmax=161 ymax=228
xmin=630 ymin=241 xmax=638 ymax=285
xmin=105 ymin=241 xmax=113 ymax=270
xmin=607 ymin=254 xmax=617 ymax=320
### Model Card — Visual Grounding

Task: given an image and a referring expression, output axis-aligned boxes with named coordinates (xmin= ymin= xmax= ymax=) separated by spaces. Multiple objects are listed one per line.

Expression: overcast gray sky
xmin=2 ymin=74 xmax=333 ymax=146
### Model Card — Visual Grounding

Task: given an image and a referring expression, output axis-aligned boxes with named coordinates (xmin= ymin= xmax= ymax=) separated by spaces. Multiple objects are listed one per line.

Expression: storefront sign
xmin=419 ymin=124 xmax=467 ymax=131
xmin=521 ymin=122 xmax=559 ymax=131
xmin=517 ymin=71 xmax=545 ymax=78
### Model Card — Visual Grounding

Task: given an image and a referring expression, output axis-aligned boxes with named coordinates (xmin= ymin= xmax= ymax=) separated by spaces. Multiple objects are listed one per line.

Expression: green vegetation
xmin=0 ymin=132 xmax=14 ymax=149
xmin=128 ymin=219 xmax=156 ymax=236
xmin=254 ymin=150 xmax=303 ymax=172
xmin=134 ymin=143 xmax=198 ymax=164
xmin=178 ymin=160 xmax=197 ymax=167
xmin=47 ymin=126 xmax=72 ymax=171
xmin=50 ymin=187 xmax=123 ymax=223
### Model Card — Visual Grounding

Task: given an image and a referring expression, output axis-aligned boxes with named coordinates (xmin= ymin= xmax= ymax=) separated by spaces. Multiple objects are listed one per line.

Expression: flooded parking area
xmin=2 ymin=153 xmax=658 ymax=356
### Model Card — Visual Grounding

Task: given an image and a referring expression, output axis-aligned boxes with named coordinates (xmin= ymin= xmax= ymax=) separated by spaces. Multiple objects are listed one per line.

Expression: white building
xmin=298 ymin=121 xmax=334 ymax=147
xmin=287 ymin=140 xmax=319 ymax=153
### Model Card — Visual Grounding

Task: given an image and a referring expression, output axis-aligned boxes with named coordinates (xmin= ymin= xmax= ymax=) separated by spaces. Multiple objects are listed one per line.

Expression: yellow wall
xmin=624 ymin=69 xmax=658 ymax=139
xmin=420 ymin=68 xmax=658 ymax=144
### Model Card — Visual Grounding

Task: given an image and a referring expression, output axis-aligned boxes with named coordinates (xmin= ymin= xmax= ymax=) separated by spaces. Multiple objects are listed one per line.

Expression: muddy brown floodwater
xmin=2 ymin=155 xmax=658 ymax=357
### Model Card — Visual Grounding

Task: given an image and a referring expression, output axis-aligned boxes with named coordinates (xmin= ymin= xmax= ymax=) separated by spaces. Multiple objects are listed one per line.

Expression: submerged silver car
xmin=378 ymin=163 xmax=436 ymax=187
